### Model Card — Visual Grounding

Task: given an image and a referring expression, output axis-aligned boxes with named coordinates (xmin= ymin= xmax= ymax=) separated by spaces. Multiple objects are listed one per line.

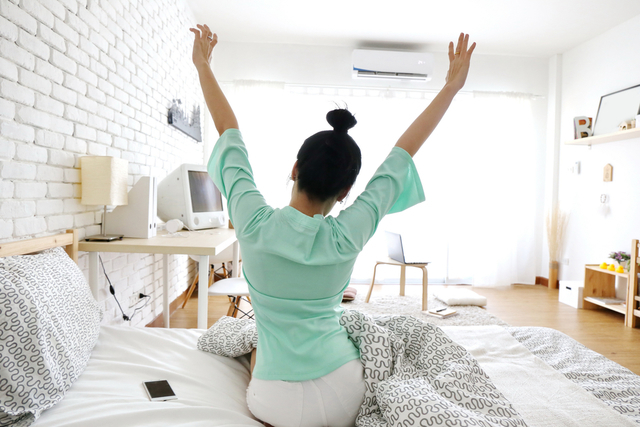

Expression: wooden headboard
xmin=0 ymin=229 xmax=79 ymax=264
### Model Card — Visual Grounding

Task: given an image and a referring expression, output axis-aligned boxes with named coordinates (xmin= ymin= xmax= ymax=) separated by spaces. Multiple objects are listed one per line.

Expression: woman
xmin=190 ymin=24 xmax=475 ymax=427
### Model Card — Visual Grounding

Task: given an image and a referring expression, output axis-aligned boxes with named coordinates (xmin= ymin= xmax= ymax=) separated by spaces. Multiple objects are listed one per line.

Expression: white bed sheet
xmin=443 ymin=326 xmax=636 ymax=427
xmin=31 ymin=324 xmax=638 ymax=427
xmin=32 ymin=326 xmax=261 ymax=427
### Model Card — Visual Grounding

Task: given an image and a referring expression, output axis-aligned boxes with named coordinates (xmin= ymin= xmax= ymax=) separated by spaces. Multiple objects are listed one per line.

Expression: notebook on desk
xmin=384 ymin=231 xmax=429 ymax=265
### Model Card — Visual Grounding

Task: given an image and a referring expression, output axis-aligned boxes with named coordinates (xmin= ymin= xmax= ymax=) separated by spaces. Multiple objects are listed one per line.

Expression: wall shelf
xmin=565 ymin=127 xmax=640 ymax=146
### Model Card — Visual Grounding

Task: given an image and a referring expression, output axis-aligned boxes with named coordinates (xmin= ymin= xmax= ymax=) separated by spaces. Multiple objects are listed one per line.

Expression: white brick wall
xmin=1 ymin=0 xmax=203 ymax=327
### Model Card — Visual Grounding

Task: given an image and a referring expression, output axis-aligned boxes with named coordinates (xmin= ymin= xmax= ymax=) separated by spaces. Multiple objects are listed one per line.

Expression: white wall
xmin=213 ymin=42 xmax=549 ymax=94
xmin=212 ymin=42 xmax=550 ymax=284
xmin=0 ymin=0 xmax=203 ymax=325
xmin=558 ymin=14 xmax=640 ymax=281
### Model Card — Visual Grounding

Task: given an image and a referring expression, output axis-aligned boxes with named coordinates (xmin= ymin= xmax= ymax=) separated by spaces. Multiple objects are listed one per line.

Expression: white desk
xmin=78 ymin=229 xmax=239 ymax=329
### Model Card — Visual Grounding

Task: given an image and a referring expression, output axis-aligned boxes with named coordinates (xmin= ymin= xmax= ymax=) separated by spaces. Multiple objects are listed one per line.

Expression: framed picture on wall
xmin=593 ymin=83 xmax=640 ymax=136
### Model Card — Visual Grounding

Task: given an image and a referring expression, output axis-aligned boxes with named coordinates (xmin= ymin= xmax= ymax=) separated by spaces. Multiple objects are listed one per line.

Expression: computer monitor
xmin=157 ymin=164 xmax=227 ymax=230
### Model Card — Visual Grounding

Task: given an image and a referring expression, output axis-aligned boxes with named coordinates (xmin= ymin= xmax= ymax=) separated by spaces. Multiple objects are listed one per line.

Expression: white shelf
xmin=583 ymin=297 xmax=627 ymax=314
xmin=565 ymin=127 xmax=640 ymax=146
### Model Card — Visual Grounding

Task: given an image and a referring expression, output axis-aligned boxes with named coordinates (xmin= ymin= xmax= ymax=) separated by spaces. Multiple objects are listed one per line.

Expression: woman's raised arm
xmin=190 ymin=24 xmax=238 ymax=135
xmin=395 ymin=33 xmax=476 ymax=157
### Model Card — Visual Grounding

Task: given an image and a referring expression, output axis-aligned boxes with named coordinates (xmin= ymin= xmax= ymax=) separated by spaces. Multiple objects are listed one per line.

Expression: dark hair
xmin=295 ymin=109 xmax=361 ymax=202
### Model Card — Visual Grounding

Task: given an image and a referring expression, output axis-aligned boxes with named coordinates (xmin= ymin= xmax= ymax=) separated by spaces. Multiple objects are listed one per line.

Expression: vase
xmin=611 ymin=260 xmax=630 ymax=272
xmin=548 ymin=261 xmax=559 ymax=289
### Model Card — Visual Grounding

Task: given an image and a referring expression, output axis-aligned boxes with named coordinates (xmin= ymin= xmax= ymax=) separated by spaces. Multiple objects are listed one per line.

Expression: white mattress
xmin=32 ymin=326 xmax=261 ymax=427
xmin=31 ymin=325 xmax=639 ymax=427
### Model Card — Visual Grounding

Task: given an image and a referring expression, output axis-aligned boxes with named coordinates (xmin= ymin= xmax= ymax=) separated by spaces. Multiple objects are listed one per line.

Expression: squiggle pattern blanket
xmin=198 ymin=310 xmax=528 ymax=427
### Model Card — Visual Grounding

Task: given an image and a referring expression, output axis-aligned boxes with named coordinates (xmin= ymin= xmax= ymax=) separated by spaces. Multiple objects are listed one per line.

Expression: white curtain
xmin=220 ymin=81 xmax=539 ymax=286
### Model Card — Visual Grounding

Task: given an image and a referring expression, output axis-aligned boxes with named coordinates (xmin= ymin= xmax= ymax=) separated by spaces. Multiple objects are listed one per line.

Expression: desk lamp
xmin=81 ymin=156 xmax=129 ymax=241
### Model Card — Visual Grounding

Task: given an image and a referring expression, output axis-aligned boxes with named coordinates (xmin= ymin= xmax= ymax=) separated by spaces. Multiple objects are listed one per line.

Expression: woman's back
xmin=239 ymin=206 xmax=362 ymax=381
xmin=208 ymin=129 xmax=425 ymax=381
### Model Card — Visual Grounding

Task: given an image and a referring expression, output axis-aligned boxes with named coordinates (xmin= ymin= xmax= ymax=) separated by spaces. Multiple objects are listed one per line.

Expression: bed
xmin=1 ymin=231 xmax=639 ymax=427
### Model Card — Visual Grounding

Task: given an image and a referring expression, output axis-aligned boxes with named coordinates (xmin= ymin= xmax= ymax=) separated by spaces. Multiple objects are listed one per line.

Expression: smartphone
xmin=143 ymin=380 xmax=177 ymax=401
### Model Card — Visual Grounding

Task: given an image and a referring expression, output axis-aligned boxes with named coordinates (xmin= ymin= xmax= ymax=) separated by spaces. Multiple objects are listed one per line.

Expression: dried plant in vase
xmin=546 ymin=206 xmax=569 ymax=289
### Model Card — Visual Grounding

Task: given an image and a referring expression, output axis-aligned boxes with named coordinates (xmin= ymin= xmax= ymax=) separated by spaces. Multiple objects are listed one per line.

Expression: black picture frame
xmin=593 ymin=83 xmax=640 ymax=136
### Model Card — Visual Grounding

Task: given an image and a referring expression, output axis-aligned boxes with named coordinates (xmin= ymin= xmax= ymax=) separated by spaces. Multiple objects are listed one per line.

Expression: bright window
xmin=221 ymin=82 xmax=539 ymax=286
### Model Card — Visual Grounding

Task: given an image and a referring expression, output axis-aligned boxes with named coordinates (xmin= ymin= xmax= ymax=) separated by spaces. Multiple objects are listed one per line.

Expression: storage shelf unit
xmin=583 ymin=264 xmax=629 ymax=320
xmin=565 ymin=127 xmax=640 ymax=145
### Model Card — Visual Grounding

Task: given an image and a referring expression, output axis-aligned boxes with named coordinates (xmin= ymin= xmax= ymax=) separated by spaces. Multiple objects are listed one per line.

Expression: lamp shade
xmin=81 ymin=156 xmax=129 ymax=206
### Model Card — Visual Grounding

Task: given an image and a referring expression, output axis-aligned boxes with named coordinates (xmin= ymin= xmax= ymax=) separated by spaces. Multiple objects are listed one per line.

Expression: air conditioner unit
xmin=352 ymin=49 xmax=433 ymax=81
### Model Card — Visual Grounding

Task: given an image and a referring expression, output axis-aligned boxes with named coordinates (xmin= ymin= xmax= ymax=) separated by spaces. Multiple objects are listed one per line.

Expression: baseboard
xmin=145 ymin=287 xmax=189 ymax=328
xmin=535 ymin=276 xmax=549 ymax=287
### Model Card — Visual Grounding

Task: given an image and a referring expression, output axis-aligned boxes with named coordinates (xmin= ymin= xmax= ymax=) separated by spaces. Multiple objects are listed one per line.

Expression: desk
xmin=79 ymin=229 xmax=239 ymax=329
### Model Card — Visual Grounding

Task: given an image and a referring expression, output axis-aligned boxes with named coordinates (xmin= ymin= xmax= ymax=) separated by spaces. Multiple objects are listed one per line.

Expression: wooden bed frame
xmin=0 ymin=229 xmax=79 ymax=263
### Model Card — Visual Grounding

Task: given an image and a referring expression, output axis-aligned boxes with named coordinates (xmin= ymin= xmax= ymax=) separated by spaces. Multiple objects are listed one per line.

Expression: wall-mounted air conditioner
xmin=352 ymin=49 xmax=434 ymax=81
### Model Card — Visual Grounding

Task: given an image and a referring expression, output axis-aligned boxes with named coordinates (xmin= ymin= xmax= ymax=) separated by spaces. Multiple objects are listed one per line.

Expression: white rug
xmin=341 ymin=291 xmax=510 ymax=327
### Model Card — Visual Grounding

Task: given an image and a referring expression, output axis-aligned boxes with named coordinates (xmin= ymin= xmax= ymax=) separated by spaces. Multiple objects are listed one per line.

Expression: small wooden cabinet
xmin=583 ymin=265 xmax=628 ymax=319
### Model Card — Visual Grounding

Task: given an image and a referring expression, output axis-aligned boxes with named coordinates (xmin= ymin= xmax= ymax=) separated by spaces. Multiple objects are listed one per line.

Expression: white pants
xmin=246 ymin=359 xmax=365 ymax=427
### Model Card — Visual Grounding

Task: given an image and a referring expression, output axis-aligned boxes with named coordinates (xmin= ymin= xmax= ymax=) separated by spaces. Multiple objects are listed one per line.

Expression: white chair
xmin=182 ymin=245 xmax=240 ymax=309
xmin=209 ymin=277 xmax=253 ymax=318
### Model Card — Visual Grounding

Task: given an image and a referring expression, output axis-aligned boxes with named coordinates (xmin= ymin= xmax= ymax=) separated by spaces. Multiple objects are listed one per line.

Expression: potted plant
xmin=608 ymin=251 xmax=631 ymax=272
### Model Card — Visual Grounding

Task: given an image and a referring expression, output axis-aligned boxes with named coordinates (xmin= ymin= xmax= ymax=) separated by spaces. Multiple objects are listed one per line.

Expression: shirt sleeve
xmin=207 ymin=129 xmax=271 ymax=237
xmin=333 ymin=146 xmax=425 ymax=251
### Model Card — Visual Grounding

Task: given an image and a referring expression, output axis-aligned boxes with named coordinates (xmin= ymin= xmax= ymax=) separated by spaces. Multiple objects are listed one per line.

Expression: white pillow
xmin=0 ymin=247 xmax=103 ymax=425
xmin=433 ymin=288 xmax=487 ymax=306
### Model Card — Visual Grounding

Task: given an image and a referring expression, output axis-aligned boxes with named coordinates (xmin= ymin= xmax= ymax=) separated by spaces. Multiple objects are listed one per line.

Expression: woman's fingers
xmin=461 ymin=34 xmax=469 ymax=57
xmin=467 ymin=42 xmax=477 ymax=57
xmin=455 ymin=33 xmax=463 ymax=55
xmin=191 ymin=24 xmax=218 ymax=67
xmin=450 ymin=33 xmax=475 ymax=58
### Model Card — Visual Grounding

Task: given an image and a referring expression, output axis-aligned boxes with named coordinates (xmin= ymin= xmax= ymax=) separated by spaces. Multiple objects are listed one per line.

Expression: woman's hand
xmin=189 ymin=24 xmax=217 ymax=70
xmin=445 ymin=33 xmax=476 ymax=92
xmin=189 ymin=25 xmax=238 ymax=134
xmin=394 ymin=34 xmax=476 ymax=157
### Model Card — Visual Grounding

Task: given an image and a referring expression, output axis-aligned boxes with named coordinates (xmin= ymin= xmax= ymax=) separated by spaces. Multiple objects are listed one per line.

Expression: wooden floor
xmin=167 ymin=283 xmax=640 ymax=375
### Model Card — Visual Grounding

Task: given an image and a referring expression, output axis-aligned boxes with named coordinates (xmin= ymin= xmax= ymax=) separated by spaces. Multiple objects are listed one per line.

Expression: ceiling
xmin=186 ymin=0 xmax=640 ymax=57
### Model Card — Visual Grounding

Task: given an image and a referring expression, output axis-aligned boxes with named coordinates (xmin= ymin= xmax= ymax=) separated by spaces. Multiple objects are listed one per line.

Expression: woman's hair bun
xmin=326 ymin=109 xmax=357 ymax=134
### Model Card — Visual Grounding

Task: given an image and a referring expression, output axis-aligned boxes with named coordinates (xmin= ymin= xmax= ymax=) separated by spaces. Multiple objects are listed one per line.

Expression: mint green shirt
xmin=208 ymin=128 xmax=425 ymax=381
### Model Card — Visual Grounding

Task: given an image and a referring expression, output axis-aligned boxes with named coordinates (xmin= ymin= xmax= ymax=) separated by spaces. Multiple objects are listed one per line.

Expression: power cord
xmin=99 ymin=255 xmax=151 ymax=322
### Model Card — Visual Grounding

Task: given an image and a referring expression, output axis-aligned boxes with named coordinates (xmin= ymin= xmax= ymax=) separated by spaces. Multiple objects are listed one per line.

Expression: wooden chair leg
xmin=365 ymin=263 xmax=380 ymax=303
xmin=182 ymin=273 xmax=199 ymax=309
xmin=399 ymin=265 xmax=406 ymax=296
xmin=208 ymin=265 xmax=215 ymax=287
xmin=222 ymin=262 xmax=228 ymax=279
xmin=232 ymin=296 xmax=243 ymax=318
xmin=420 ymin=266 xmax=428 ymax=311
xmin=226 ymin=297 xmax=237 ymax=317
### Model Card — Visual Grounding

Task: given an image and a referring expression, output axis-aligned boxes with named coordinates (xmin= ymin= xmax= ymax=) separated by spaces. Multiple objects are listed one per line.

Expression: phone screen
xmin=144 ymin=380 xmax=177 ymax=400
